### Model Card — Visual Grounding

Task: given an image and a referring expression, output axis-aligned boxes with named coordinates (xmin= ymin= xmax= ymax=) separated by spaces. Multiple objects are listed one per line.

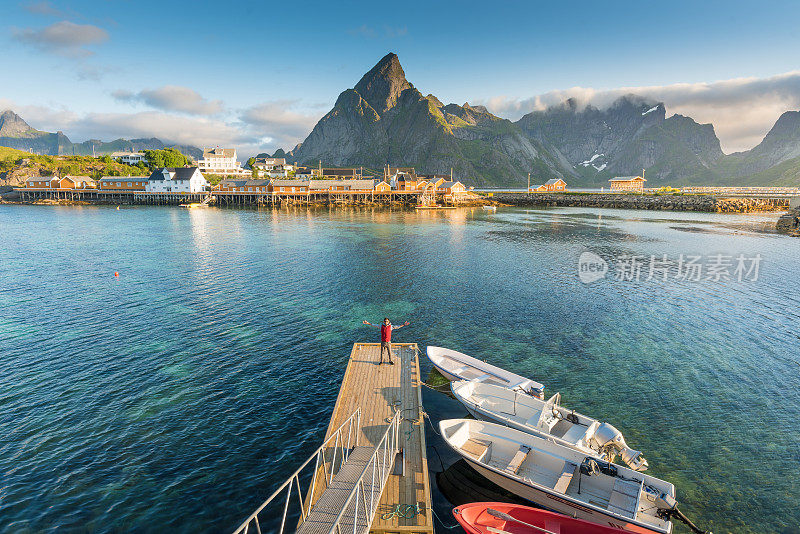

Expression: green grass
xmin=0 ymin=150 xmax=148 ymax=180
xmin=0 ymin=146 xmax=34 ymax=159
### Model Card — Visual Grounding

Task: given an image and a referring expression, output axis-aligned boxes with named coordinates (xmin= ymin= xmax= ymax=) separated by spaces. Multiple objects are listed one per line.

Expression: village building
xmin=309 ymin=179 xmax=375 ymax=192
xmin=294 ymin=167 xmax=320 ymax=180
xmin=437 ymin=180 xmax=467 ymax=202
xmin=26 ymin=175 xmax=97 ymax=189
xmin=251 ymin=157 xmax=296 ymax=178
xmin=197 ymin=147 xmax=249 ymax=176
xmin=531 ymin=178 xmax=567 ymax=192
xmin=25 ymin=176 xmax=58 ymax=188
xmin=110 ymin=151 xmax=146 ymax=165
xmin=394 ymin=172 xmax=419 ymax=191
xmin=242 ymin=180 xmax=271 ymax=193
xmin=146 ymin=167 xmax=208 ymax=193
xmin=373 ymin=180 xmax=391 ymax=192
xmin=268 ymin=179 xmax=309 ymax=193
xmin=216 ymin=179 xmax=248 ymax=192
xmin=320 ymin=167 xmax=363 ymax=179
xmin=423 ymin=176 xmax=447 ymax=189
xmin=98 ymin=176 xmax=149 ymax=191
xmin=609 ymin=175 xmax=646 ymax=192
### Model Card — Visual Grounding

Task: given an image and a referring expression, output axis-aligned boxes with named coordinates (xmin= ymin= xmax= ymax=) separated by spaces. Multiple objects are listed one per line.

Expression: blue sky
xmin=3 ymin=0 xmax=800 ymax=155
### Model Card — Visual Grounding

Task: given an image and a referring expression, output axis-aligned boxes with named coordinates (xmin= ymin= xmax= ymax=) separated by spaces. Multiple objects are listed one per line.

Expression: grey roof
xmin=99 ymin=176 xmax=148 ymax=182
xmin=544 ymin=178 xmax=565 ymax=185
xmin=203 ymin=147 xmax=236 ymax=158
xmin=148 ymin=167 xmax=200 ymax=181
xmin=610 ymin=176 xmax=646 ymax=181
xmin=271 ymin=179 xmax=308 ymax=187
xmin=220 ymin=179 xmax=248 ymax=187
xmin=309 ymin=179 xmax=375 ymax=190
xmin=244 ymin=180 xmax=271 ymax=186
xmin=439 ymin=181 xmax=462 ymax=188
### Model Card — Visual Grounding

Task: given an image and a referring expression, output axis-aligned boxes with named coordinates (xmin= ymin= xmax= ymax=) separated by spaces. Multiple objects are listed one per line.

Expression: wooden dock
xmin=310 ymin=342 xmax=433 ymax=534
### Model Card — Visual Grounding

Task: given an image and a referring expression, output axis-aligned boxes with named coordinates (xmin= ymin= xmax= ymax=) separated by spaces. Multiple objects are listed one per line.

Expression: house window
xmin=127 ymin=182 xmax=132 ymax=187
xmin=291 ymin=187 xmax=295 ymax=192
xmin=116 ymin=182 xmax=121 ymax=186
xmin=280 ymin=187 xmax=284 ymax=192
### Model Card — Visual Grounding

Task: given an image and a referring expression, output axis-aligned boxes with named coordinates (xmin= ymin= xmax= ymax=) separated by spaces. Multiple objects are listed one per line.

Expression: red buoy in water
xmin=114 ymin=272 xmax=119 ymax=277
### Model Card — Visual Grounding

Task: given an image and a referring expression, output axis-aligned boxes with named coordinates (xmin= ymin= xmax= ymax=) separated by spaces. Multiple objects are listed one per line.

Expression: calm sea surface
xmin=0 ymin=205 xmax=798 ymax=533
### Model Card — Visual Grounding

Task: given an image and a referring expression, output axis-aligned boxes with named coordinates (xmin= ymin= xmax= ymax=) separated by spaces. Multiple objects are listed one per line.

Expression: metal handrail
xmin=232 ymin=408 xmax=362 ymax=534
xmin=325 ymin=410 xmax=402 ymax=534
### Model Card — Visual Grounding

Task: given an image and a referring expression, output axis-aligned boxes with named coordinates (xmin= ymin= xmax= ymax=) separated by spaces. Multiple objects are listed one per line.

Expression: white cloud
xmin=112 ymin=86 xmax=224 ymax=116
xmin=240 ymin=100 xmax=323 ymax=149
xmin=0 ymin=98 xmax=308 ymax=157
xmin=23 ymin=1 xmax=67 ymax=18
xmin=479 ymin=71 xmax=800 ymax=153
xmin=12 ymin=20 xmax=108 ymax=57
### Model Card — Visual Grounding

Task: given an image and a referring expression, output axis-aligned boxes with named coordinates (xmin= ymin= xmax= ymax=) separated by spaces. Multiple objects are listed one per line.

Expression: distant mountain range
xmin=0 ymin=110 xmax=202 ymax=160
xmin=284 ymin=53 xmax=800 ymax=187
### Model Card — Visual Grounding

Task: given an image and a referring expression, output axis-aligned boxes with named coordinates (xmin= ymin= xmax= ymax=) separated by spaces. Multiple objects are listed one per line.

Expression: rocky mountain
xmin=0 ymin=110 xmax=201 ymax=159
xmin=284 ymin=54 xmax=800 ymax=187
xmin=518 ymin=97 xmax=725 ymax=186
xmin=288 ymin=53 xmax=571 ymax=186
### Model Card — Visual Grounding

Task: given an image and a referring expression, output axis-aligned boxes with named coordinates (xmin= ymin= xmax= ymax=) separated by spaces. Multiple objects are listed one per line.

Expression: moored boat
xmin=453 ymin=501 xmax=625 ymax=534
xmin=440 ymin=419 xmax=675 ymax=534
xmin=451 ymin=380 xmax=648 ymax=471
xmin=426 ymin=346 xmax=545 ymax=398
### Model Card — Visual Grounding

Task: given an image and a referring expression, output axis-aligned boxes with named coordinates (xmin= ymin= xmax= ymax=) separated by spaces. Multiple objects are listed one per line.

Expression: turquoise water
xmin=0 ymin=205 xmax=797 ymax=533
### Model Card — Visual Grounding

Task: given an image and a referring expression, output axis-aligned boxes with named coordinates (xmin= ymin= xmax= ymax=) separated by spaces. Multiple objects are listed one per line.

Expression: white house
xmin=146 ymin=167 xmax=208 ymax=193
xmin=251 ymin=157 xmax=297 ymax=178
xmin=197 ymin=147 xmax=249 ymax=176
xmin=110 ymin=151 xmax=147 ymax=165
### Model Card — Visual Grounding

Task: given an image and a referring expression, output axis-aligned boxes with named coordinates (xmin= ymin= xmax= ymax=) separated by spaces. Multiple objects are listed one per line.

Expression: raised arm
xmin=393 ymin=321 xmax=411 ymax=330
xmin=362 ymin=320 xmax=379 ymax=327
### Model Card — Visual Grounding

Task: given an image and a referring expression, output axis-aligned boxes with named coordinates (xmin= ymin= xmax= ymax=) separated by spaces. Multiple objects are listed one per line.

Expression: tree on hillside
xmin=144 ymin=148 xmax=187 ymax=169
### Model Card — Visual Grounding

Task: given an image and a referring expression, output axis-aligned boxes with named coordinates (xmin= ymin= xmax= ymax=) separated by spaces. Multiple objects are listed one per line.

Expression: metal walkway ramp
xmin=296 ymin=446 xmax=379 ymax=534
xmin=232 ymin=405 xmax=402 ymax=534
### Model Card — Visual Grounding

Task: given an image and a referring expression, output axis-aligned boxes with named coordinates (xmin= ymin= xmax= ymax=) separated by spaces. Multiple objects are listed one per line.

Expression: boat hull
xmin=463 ymin=459 xmax=664 ymax=534
xmin=426 ymin=346 xmax=544 ymax=397
xmin=453 ymin=501 xmax=631 ymax=534
xmin=459 ymin=395 xmax=597 ymax=458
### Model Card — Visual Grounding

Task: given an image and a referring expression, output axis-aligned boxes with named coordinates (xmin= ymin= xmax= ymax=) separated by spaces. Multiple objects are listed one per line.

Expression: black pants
xmin=380 ymin=341 xmax=393 ymax=362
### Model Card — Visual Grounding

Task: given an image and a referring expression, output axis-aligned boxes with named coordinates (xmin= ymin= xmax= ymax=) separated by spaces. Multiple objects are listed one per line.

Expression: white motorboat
xmin=439 ymin=419 xmax=675 ymax=534
xmin=426 ymin=346 xmax=545 ymax=398
xmin=451 ymin=380 xmax=648 ymax=471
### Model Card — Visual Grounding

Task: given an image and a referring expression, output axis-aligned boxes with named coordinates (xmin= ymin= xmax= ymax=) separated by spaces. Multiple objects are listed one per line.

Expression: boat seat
xmin=528 ymin=409 xmax=559 ymax=433
xmin=504 ymin=445 xmax=531 ymax=474
xmin=552 ymin=461 xmax=578 ymax=494
xmin=607 ymin=478 xmax=641 ymax=519
xmin=560 ymin=424 xmax=589 ymax=444
xmin=462 ymin=438 xmax=492 ymax=463
xmin=451 ymin=365 xmax=470 ymax=377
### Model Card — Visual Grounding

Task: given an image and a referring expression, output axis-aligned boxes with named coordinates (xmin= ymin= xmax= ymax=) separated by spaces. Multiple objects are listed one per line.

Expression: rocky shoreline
xmin=490 ymin=192 xmax=788 ymax=213
xmin=776 ymin=207 xmax=800 ymax=236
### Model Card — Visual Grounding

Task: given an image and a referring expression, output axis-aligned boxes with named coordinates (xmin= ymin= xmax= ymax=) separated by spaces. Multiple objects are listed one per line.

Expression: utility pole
xmin=528 ymin=173 xmax=530 ymax=191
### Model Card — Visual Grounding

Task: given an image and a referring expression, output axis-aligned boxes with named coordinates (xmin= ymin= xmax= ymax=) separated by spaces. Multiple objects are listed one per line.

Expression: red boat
xmin=453 ymin=502 xmax=646 ymax=534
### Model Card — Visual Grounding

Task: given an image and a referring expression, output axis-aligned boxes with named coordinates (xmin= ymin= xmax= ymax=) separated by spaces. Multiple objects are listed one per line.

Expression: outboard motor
xmin=655 ymin=493 xmax=713 ymax=534
xmin=589 ymin=422 xmax=649 ymax=471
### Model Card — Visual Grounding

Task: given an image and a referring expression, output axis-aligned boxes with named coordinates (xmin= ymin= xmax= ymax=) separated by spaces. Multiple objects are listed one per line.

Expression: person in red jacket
xmin=362 ymin=318 xmax=410 ymax=365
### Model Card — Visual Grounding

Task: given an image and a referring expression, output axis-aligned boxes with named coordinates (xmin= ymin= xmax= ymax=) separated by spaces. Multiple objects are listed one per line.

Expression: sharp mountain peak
xmin=353 ymin=52 xmax=413 ymax=114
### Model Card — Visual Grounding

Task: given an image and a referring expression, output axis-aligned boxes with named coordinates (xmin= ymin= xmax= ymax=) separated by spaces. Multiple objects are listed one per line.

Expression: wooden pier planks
xmin=313 ymin=343 xmax=433 ymax=534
